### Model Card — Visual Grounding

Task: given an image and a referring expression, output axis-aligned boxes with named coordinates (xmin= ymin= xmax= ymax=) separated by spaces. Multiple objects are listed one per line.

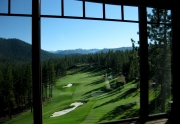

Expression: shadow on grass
xmin=86 ymin=68 xmax=107 ymax=78
xmin=79 ymin=66 xmax=98 ymax=74
xmin=98 ymin=85 xmax=124 ymax=100
xmin=94 ymin=88 xmax=138 ymax=109
xmin=149 ymin=93 xmax=161 ymax=114
xmin=79 ymin=65 xmax=115 ymax=78
xmin=68 ymin=66 xmax=89 ymax=75
xmin=98 ymin=102 xmax=137 ymax=122
xmin=119 ymin=107 xmax=139 ymax=119
xmin=82 ymin=86 xmax=105 ymax=99
xmin=84 ymin=79 xmax=104 ymax=86
xmin=83 ymin=80 xmax=126 ymax=100
xmin=149 ymin=91 xmax=171 ymax=114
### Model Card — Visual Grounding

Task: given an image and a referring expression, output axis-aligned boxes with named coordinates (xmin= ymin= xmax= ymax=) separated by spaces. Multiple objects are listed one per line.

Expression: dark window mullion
xmin=32 ymin=0 xmax=42 ymax=124
xmin=83 ymin=0 xmax=85 ymax=18
xmin=171 ymin=6 xmax=180 ymax=124
xmin=103 ymin=3 xmax=105 ymax=19
xmin=8 ymin=0 xmax=11 ymax=14
xmin=61 ymin=0 xmax=64 ymax=16
xmin=138 ymin=6 xmax=149 ymax=123
xmin=121 ymin=5 xmax=124 ymax=20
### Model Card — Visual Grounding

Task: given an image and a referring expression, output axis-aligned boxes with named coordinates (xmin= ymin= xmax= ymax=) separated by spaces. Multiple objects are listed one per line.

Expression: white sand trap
xmin=50 ymin=102 xmax=83 ymax=117
xmin=63 ymin=83 xmax=73 ymax=88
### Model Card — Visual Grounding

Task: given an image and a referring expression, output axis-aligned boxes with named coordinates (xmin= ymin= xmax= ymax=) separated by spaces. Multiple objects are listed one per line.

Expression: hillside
xmin=0 ymin=38 xmax=62 ymax=62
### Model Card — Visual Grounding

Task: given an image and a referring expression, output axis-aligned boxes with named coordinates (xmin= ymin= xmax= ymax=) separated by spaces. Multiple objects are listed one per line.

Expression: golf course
xmin=4 ymin=65 xmax=140 ymax=124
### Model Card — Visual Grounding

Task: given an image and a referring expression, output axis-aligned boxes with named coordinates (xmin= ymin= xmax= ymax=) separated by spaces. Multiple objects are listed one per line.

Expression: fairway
xmin=5 ymin=66 xmax=140 ymax=124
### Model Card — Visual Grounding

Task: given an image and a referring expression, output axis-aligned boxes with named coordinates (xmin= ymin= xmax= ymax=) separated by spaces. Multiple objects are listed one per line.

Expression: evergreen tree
xmin=25 ymin=63 xmax=32 ymax=112
xmin=0 ymin=67 xmax=5 ymax=116
xmin=48 ymin=59 xmax=55 ymax=98
xmin=147 ymin=8 xmax=171 ymax=112
xmin=3 ymin=63 xmax=14 ymax=119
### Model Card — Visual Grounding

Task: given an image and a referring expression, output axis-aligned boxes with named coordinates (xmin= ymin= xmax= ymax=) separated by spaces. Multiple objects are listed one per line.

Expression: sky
xmin=0 ymin=0 xmax=140 ymax=51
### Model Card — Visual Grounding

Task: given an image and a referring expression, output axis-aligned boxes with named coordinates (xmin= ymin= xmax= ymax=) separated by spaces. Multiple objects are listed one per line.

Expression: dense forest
xmin=0 ymin=8 xmax=172 ymax=121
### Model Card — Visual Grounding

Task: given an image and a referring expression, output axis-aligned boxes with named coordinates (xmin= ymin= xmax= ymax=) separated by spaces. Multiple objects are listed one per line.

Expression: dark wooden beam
xmin=83 ymin=0 xmax=86 ymax=17
xmin=32 ymin=0 xmax=42 ymax=124
xmin=102 ymin=3 xmax=105 ymax=19
xmin=138 ymin=6 xmax=149 ymax=123
xmin=121 ymin=5 xmax=124 ymax=20
xmin=8 ymin=0 xmax=11 ymax=14
xmin=61 ymin=0 xmax=64 ymax=16
xmin=78 ymin=0 xmax=173 ymax=9
xmin=171 ymin=6 xmax=180 ymax=124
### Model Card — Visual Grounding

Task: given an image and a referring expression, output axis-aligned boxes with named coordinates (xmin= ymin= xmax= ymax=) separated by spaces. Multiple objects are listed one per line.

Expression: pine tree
xmin=147 ymin=8 xmax=171 ymax=113
xmin=3 ymin=63 xmax=14 ymax=119
xmin=48 ymin=59 xmax=55 ymax=98
xmin=0 ymin=67 xmax=4 ymax=116
xmin=25 ymin=63 xmax=32 ymax=112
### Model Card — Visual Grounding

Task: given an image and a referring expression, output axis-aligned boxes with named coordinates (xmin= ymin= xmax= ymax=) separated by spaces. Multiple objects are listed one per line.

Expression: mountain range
xmin=0 ymin=38 xmax=132 ymax=62
xmin=51 ymin=47 xmax=132 ymax=55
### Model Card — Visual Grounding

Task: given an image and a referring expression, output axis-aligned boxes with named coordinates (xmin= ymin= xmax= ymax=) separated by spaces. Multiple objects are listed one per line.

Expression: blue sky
xmin=0 ymin=0 xmax=139 ymax=51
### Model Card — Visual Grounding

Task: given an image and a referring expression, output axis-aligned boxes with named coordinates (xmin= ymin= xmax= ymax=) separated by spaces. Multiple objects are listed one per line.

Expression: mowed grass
xmin=5 ymin=66 xmax=140 ymax=124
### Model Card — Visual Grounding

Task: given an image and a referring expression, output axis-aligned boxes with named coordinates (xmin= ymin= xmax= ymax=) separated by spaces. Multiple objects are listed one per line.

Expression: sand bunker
xmin=50 ymin=102 xmax=83 ymax=117
xmin=63 ymin=83 xmax=73 ymax=88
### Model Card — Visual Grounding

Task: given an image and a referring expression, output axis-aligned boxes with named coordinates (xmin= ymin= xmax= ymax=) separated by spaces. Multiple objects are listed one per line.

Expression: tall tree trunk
xmin=161 ymin=83 xmax=166 ymax=112
xmin=49 ymin=83 xmax=51 ymax=98
xmin=42 ymin=84 xmax=44 ymax=102
xmin=45 ymin=86 xmax=47 ymax=100
xmin=8 ymin=101 xmax=11 ymax=119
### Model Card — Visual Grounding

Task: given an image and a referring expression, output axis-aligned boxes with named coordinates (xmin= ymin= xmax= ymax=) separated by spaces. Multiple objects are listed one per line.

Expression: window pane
xmin=147 ymin=7 xmax=172 ymax=24
xmin=64 ymin=0 xmax=82 ymax=17
xmin=41 ymin=18 xmax=140 ymax=123
xmin=147 ymin=7 xmax=158 ymax=23
xmin=124 ymin=6 xmax=138 ymax=21
xmin=147 ymin=8 xmax=172 ymax=115
xmin=0 ymin=0 xmax=8 ymax=13
xmin=0 ymin=16 xmax=32 ymax=123
xmin=41 ymin=0 xmax=61 ymax=15
xmin=85 ymin=2 xmax=102 ymax=18
xmin=11 ymin=0 xmax=32 ymax=14
xmin=160 ymin=9 xmax=171 ymax=24
xmin=105 ymin=4 xmax=121 ymax=20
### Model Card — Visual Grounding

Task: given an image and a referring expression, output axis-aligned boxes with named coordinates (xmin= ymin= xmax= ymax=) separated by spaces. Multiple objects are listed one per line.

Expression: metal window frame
xmin=0 ymin=0 xmax=179 ymax=124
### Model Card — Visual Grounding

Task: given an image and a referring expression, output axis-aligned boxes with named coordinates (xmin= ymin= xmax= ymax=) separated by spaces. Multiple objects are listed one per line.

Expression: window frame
xmin=0 ymin=0 xmax=179 ymax=123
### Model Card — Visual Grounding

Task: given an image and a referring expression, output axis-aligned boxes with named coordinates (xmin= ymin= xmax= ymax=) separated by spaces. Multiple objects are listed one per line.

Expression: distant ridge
xmin=52 ymin=47 xmax=132 ymax=55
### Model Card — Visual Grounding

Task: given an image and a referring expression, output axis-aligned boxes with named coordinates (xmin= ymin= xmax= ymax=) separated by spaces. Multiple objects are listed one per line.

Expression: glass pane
xmin=0 ymin=0 xmax=8 ymax=13
xmin=85 ymin=2 xmax=103 ymax=18
xmin=105 ymin=4 xmax=121 ymax=20
xmin=64 ymin=0 xmax=82 ymax=17
xmin=160 ymin=9 xmax=171 ymax=24
xmin=147 ymin=7 xmax=158 ymax=23
xmin=147 ymin=7 xmax=172 ymax=24
xmin=147 ymin=8 xmax=172 ymax=115
xmin=11 ymin=0 xmax=32 ymax=14
xmin=124 ymin=6 xmax=138 ymax=21
xmin=41 ymin=0 xmax=61 ymax=15
xmin=41 ymin=17 xmax=140 ymax=123
xmin=0 ymin=16 xmax=32 ymax=123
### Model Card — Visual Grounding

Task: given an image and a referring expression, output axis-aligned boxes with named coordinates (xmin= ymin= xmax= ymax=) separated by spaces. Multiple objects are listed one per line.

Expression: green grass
xmin=4 ymin=66 xmax=149 ymax=124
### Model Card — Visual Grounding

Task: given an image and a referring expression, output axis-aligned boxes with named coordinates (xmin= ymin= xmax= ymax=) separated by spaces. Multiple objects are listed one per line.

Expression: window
xmin=0 ymin=0 xmax=178 ymax=124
